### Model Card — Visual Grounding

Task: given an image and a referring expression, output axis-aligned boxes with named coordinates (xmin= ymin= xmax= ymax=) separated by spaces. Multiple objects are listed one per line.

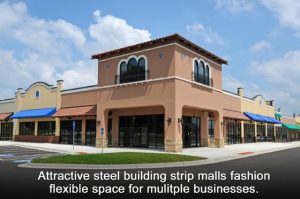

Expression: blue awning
xmin=243 ymin=112 xmax=265 ymax=122
xmin=243 ymin=112 xmax=282 ymax=124
xmin=10 ymin=108 xmax=56 ymax=119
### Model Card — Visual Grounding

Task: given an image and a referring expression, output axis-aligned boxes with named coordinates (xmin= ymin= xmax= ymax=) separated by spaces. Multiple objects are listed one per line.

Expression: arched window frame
xmin=193 ymin=58 xmax=211 ymax=86
xmin=117 ymin=55 xmax=148 ymax=84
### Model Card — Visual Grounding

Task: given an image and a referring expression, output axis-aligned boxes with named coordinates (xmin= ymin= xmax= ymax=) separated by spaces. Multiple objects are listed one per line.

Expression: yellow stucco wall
xmin=296 ymin=116 xmax=300 ymax=124
xmin=16 ymin=81 xmax=63 ymax=111
xmin=241 ymin=95 xmax=275 ymax=117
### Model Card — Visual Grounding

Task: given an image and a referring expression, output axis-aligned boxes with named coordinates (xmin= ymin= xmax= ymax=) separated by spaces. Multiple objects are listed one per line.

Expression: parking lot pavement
xmin=0 ymin=145 xmax=60 ymax=164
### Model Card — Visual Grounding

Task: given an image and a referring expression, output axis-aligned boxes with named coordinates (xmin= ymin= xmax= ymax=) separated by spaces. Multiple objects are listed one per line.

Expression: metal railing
xmin=115 ymin=70 xmax=150 ymax=84
xmin=192 ymin=72 xmax=213 ymax=87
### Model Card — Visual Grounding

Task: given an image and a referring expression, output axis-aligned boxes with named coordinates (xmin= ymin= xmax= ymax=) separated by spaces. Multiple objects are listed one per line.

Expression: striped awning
xmin=0 ymin=113 xmax=12 ymax=121
xmin=53 ymin=105 xmax=96 ymax=117
xmin=223 ymin=109 xmax=250 ymax=120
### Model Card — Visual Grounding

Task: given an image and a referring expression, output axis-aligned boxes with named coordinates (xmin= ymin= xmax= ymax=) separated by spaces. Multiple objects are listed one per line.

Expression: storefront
xmin=53 ymin=105 xmax=97 ymax=146
xmin=0 ymin=113 xmax=13 ymax=140
xmin=244 ymin=123 xmax=255 ymax=143
xmin=119 ymin=114 xmax=164 ymax=148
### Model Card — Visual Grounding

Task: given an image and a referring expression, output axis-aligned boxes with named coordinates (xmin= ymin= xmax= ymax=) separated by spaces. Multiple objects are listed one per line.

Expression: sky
xmin=0 ymin=0 xmax=300 ymax=116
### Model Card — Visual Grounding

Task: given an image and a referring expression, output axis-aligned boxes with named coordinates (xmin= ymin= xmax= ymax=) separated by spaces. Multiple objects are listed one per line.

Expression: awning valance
xmin=243 ymin=112 xmax=265 ymax=122
xmin=53 ymin=105 xmax=96 ymax=117
xmin=223 ymin=109 xmax=249 ymax=120
xmin=282 ymin=124 xmax=300 ymax=130
xmin=0 ymin=113 xmax=12 ymax=121
xmin=10 ymin=108 xmax=56 ymax=119
xmin=243 ymin=112 xmax=282 ymax=124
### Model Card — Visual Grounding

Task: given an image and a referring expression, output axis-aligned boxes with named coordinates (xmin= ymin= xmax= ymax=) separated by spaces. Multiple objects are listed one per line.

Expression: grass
xmin=31 ymin=152 xmax=206 ymax=165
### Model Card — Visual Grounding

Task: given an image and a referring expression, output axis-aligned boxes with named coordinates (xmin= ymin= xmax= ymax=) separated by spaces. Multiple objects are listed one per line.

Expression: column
xmin=200 ymin=112 xmax=209 ymax=147
xmin=254 ymin=121 xmax=257 ymax=142
xmin=214 ymin=112 xmax=224 ymax=148
xmin=241 ymin=121 xmax=245 ymax=143
xmin=96 ymin=108 xmax=108 ymax=148
xmin=0 ymin=121 xmax=2 ymax=139
xmin=55 ymin=117 xmax=60 ymax=137
xmin=164 ymin=103 xmax=182 ymax=152
xmin=81 ymin=119 xmax=86 ymax=145
xmin=13 ymin=119 xmax=19 ymax=140
xmin=34 ymin=121 xmax=38 ymax=136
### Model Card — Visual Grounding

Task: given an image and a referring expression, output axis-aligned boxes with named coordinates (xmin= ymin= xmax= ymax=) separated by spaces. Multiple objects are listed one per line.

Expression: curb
xmin=19 ymin=144 xmax=300 ymax=170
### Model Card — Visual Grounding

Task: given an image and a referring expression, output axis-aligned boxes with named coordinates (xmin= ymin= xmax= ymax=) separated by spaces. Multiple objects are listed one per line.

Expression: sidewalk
xmin=1 ymin=141 xmax=300 ymax=169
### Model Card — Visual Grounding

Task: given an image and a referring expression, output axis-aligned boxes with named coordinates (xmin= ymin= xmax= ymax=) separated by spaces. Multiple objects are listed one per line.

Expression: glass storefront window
xmin=19 ymin=122 xmax=35 ymax=135
xmin=37 ymin=121 xmax=55 ymax=136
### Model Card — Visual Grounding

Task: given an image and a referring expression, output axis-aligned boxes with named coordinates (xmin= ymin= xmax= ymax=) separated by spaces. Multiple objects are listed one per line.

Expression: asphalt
xmin=0 ymin=145 xmax=60 ymax=164
xmin=0 ymin=146 xmax=300 ymax=199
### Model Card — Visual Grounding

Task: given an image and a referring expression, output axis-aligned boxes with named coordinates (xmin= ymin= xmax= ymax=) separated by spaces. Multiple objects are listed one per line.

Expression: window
xmin=117 ymin=56 xmax=148 ymax=84
xmin=193 ymin=59 xmax=211 ymax=86
xmin=37 ymin=121 xmax=55 ymax=136
xmin=19 ymin=122 xmax=35 ymax=135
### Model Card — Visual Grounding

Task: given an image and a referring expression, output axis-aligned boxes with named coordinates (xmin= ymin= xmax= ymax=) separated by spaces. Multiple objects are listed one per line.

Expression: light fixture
xmin=96 ymin=120 xmax=101 ymax=126
xmin=208 ymin=112 xmax=214 ymax=118
xmin=178 ymin=118 xmax=184 ymax=125
xmin=167 ymin=117 xmax=172 ymax=126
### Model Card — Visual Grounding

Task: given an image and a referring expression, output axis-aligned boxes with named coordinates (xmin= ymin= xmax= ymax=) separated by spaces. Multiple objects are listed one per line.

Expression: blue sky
xmin=1 ymin=0 xmax=300 ymax=116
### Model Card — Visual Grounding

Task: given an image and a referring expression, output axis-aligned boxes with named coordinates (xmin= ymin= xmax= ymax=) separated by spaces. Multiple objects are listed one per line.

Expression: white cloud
xmin=250 ymin=50 xmax=300 ymax=113
xmin=0 ymin=2 xmax=151 ymax=99
xmin=186 ymin=23 xmax=224 ymax=45
xmin=261 ymin=0 xmax=300 ymax=37
xmin=88 ymin=10 xmax=151 ymax=51
xmin=216 ymin=0 xmax=255 ymax=15
xmin=249 ymin=40 xmax=271 ymax=53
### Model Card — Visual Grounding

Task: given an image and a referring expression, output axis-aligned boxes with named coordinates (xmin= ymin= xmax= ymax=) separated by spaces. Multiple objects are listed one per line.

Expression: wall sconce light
xmin=208 ymin=112 xmax=214 ymax=118
xmin=96 ymin=120 xmax=101 ymax=126
xmin=221 ymin=121 xmax=224 ymax=126
xmin=178 ymin=118 xmax=184 ymax=125
xmin=167 ymin=117 xmax=172 ymax=126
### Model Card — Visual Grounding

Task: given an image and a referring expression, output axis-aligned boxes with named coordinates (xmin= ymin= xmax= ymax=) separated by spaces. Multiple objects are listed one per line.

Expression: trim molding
xmin=98 ymin=43 xmax=222 ymax=67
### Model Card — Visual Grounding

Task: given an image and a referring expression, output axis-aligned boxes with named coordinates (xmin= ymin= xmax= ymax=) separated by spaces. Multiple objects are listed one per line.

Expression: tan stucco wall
xmin=0 ymin=100 xmax=15 ymax=113
xmin=174 ymin=45 xmax=222 ymax=90
xmin=16 ymin=82 xmax=62 ymax=111
xmin=98 ymin=45 xmax=176 ymax=87
xmin=61 ymin=90 xmax=97 ymax=108
xmin=221 ymin=92 xmax=241 ymax=111
xmin=241 ymin=96 xmax=275 ymax=117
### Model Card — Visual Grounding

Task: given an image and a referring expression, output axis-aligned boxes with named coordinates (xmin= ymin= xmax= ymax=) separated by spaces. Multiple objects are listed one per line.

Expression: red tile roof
xmin=0 ymin=113 xmax=12 ymax=121
xmin=223 ymin=109 xmax=249 ymax=121
xmin=91 ymin=33 xmax=228 ymax=65
xmin=53 ymin=106 xmax=96 ymax=117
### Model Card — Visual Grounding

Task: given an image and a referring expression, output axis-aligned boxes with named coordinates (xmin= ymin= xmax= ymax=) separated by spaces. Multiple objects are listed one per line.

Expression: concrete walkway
xmin=1 ymin=141 xmax=300 ymax=169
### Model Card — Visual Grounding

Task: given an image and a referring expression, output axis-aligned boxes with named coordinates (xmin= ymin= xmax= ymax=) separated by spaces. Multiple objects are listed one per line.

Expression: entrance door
xmin=132 ymin=116 xmax=149 ymax=147
xmin=182 ymin=116 xmax=201 ymax=148
xmin=85 ymin=120 xmax=96 ymax=146
xmin=0 ymin=122 xmax=13 ymax=140
xmin=60 ymin=120 xmax=82 ymax=145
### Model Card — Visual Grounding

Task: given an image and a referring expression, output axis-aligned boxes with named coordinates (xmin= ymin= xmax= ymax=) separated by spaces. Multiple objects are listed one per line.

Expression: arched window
xmin=118 ymin=56 xmax=147 ymax=84
xmin=193 ymin=60 xmax=199 ymax=81
xmin=199 ymin=61 xmax=205 ymax=84
xmin=205 ymin=64 xmax=210 ymax=85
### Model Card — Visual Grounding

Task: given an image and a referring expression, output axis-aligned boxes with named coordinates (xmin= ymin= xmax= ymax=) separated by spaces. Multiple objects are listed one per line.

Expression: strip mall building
xmin=0 ymin=34 xmax=300 ymax=152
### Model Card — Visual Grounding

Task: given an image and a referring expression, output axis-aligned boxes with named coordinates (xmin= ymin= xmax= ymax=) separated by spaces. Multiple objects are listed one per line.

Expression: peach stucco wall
xmin=174 ymin=45 xmax=222 ymax=90
xmin=281 ymin=116 xmax=296 ymax=124
xmin=221 ymin=92 xmax=241 ymax=111
xmin=98 ymin=45 xmax=176 ymax=87
xmin=61 ymin=90 xmax=97 ymax=108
